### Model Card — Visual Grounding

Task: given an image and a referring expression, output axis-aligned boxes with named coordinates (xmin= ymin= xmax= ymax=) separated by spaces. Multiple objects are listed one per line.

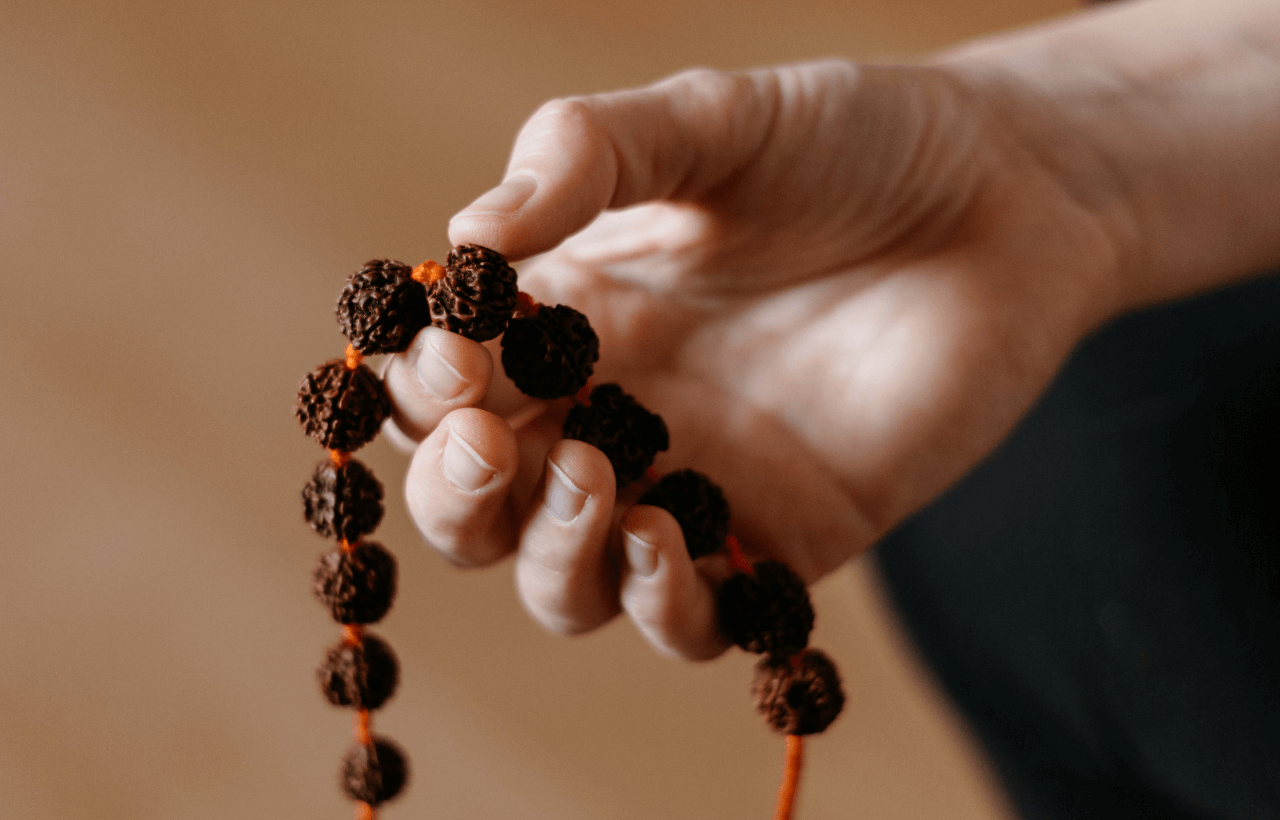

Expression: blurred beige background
xmin=1 ymin=1 xmax=1075 ymax=818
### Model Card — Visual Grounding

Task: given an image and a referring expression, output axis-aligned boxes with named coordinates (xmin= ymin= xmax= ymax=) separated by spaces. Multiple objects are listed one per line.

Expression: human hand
xmin=383 ymin=57 xmax=1128 ymax=659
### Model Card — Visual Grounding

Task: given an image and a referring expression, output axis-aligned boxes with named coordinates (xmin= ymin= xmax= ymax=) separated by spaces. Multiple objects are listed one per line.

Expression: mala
xmin=295 ymin=244 xmax=845 ymax=818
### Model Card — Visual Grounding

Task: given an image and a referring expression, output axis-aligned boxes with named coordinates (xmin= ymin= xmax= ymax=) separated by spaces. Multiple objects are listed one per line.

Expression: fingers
xmin=383 ymin=326 xmax=493 ymax=441
xmin=448 ymin=67 xmax=784 ymax=260
xmin=514 ymin=439 xmax=620 ymax=635
xmin=407 ymin=414 xmax=732 ymax=658
xmin=619 ymin=504 xmax=730 ymax=661
xmin=404 ymin=407 xmax=519 ymax=567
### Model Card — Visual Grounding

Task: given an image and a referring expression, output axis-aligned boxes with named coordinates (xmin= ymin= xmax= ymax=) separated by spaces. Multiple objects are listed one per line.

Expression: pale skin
xmin=380 ymin=0 xmax=1280 ymax=661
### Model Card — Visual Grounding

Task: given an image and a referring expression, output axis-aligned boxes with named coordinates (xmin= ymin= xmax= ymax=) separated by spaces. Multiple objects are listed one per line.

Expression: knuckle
xmin=519 ymin=578 xmax=600 ymax=636
xmin=622 ymin=586 xmax=680 ymax=632
xmin=516 ymin=546 xmax=617 ymax=636
xmin=415 ymin=519 xmax=506 ymax=568
xmin=526 ymin=97 xmax=608 ymax=149
xmin=665 ymin=66 xmax=752 ymax=105
xmin=404 ymin=478 xmax=504 ymax=568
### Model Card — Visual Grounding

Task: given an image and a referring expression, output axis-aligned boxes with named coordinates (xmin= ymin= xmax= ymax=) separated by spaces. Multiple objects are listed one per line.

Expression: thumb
xmin=447 ymin=66 xmax=793 ymax=261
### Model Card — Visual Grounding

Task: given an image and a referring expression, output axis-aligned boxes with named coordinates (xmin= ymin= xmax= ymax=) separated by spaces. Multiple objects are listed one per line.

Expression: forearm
xmin=939 ymin=0 xmax=1280 ymax=315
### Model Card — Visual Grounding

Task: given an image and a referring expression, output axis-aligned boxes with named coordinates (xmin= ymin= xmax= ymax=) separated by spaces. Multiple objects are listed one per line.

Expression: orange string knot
xmin=344 ymin=344 xmax=363 ymax=370
xmin=343 ymin=624 xmax=364 ymax=645
xmin=514 ymin=290 xmax=540 ymax=318
xmin=412 ymin=259 xmax=446 ymax=285
xmin=645 ymin=467 xmax=660 ymax=483
xmin=726 ymin=534 xmax=755 ymax=575
xmin=354 ymin=803 xmax=376 ymax=820
xmin=329 ymin=449 xmax=352 ymax=468
xmin=574 ymin=381 xmax=593 ymax=406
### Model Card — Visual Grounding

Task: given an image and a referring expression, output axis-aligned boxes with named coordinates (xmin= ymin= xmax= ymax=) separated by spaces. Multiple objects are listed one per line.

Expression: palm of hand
xmin=392 ymin=60 xmax=1120 ymax=654
xmin=512 ymin=64 xmax=1116 ymax=581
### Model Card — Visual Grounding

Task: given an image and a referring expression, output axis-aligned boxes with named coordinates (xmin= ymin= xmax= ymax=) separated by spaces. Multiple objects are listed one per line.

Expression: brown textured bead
xmin=718 ymin=560 xmax=814 ymax=656
xmin=313 ymin=542 xmax=398 ymax=625
xmin=752 ymin=649 xmax=845 ymax=735
xmin=426 ymin=243 xmax=519 ymax=341
xmin=500 ymin=303 xmax=599 ymax=399
xmin=637 ymin=469 xmax=729 ymax=559
xmin=337 ymin=259 xmax=430 ymax=354
xmin=303 ymin=458 xmax=384 ymax=543
xmin=340 ymin=737 xmax=408 ymax=805
xmin=563 ymin=384 xmax=669 ymax=489
xmin=294 ymin=360 xmax=391 ymax=452
xmin=318 ymin=632 xmax=399 ymax=710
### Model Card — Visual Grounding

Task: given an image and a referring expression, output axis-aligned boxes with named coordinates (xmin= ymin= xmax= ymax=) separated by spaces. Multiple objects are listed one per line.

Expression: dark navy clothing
xmin=877 ymin=272 xmax=1280 ymax=819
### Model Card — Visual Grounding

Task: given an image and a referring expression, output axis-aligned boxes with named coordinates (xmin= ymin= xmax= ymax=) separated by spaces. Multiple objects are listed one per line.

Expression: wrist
xmin=936 ymin=0 xmax=1280 ymax=317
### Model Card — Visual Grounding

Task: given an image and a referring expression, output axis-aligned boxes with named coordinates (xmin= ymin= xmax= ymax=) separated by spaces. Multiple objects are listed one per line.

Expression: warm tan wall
xmin=0 ymin=1 xmax=1075 ymax=818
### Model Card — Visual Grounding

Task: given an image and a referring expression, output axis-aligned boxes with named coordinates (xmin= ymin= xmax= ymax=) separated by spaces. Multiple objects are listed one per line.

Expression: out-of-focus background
xmin=1 ymin=1 xmax=1075 ymax=817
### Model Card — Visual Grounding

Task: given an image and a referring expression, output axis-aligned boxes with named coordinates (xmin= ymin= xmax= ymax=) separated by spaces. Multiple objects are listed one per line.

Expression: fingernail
xmin=454 ymin=175 xmax=537 ymax=217
xmin=545 ymin=460 xmax=587 ymax=522
xmin=442 ymin=432 xmax=496 ymax=491
xmin=623 ymin=530 xmax=658 ymax=577
xmin=416 ymin=332 xmax=467 ymax=400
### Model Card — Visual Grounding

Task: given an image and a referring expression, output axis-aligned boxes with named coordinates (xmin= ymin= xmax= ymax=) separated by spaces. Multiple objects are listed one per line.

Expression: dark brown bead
xmin=500 ymin=304 xmax=599 ymax=399
xmin=751 ymin=649 xmax=845 ymax=736
xmin=294 ymin=360 xmax=391 ymax=452
xmin=337 ymin=260 xmax=430 ymax=354
xmin=718 ymin=560 xmax=814 ymax=656
xmin=313 ymin=542 xmax=397 ymax=625
xmin=302 ymin=458 xmax=384 ymax=542
xmin=563 ymin=384 xmax=669 ymax=489
xmin=636 ymin=469 xmax=729 ymax=559
xmin=317 ymin=632 xmax=399 ymax=710
xmin=340 ymin=736 xmax=408 ymax=805
xmin=426 ymin=244 xmax=519 ymax=341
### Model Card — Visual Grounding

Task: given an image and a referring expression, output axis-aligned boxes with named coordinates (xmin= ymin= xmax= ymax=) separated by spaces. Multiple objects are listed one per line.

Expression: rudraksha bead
xmin=318 ymin=632 xmax=400 ymax=710
xmin=426 ymin=243 xmax=519 ymax=341
xmin=340 ymin=737 xmax=409 ymax=805
xmin=295 ymin=360 xmax=391 ymax=452
xmin=563 ymin=383 xmax=669 ymax=489
xmin=751 ymin=649 xmax=845 ymax=736
xmin=303 ymin=458 xmax=385 ymax=543
xmin=500 ymin=304 xmax=599 ymax=399
xmin=337 ymin=259 xmax=430 ymax=354
xmin=313 ymin=542 xmax=398 ymax=625
xmin=718 ymin=560 xmax=814 ymax=656
xmin=637 ymin=469 xmax=729 ymax=559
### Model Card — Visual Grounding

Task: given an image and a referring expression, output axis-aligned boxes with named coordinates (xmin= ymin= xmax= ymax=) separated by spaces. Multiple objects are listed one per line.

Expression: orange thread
xmin=355 ymin=709 xmax=372 ymax=745
xmin=726 ymin=534 xmax=755 ymax=575
xmin=645 ymin=467 xmax=660 ymax=482
xmin=354 ymin=802 xmax=375 ymax=820
xmin=574 ymin=381 xmax=593 ymax=406
xmin=345 ymin=344 xmax=363 ymax=370
xmin=412 ymin=259 xmax=446 ymax=285
xmin=339 ymin=537 xmax=355 ymax=554
xmin=343 ymin=624 xmax=364 ymax=645
xmin=774 ymin=734 xmax=805 ymax=820
xmin=514 ymin=291 xmax=539 ymax=317
xmin=329 ymin=449 xmax=351 ymax=468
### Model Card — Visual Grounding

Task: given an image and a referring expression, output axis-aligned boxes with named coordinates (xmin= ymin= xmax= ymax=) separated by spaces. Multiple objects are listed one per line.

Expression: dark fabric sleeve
xmin=876 ymin=270 xmax=1280 ymax=819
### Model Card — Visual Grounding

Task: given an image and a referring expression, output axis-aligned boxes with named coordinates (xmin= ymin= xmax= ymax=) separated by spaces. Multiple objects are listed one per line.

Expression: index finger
xmin=447 ymin=66 xmax=791 ymax=261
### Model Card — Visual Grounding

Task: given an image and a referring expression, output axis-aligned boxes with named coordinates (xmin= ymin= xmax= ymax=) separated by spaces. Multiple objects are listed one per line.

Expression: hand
xmin=383 ymin=58 xmax=1126 ymax=659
